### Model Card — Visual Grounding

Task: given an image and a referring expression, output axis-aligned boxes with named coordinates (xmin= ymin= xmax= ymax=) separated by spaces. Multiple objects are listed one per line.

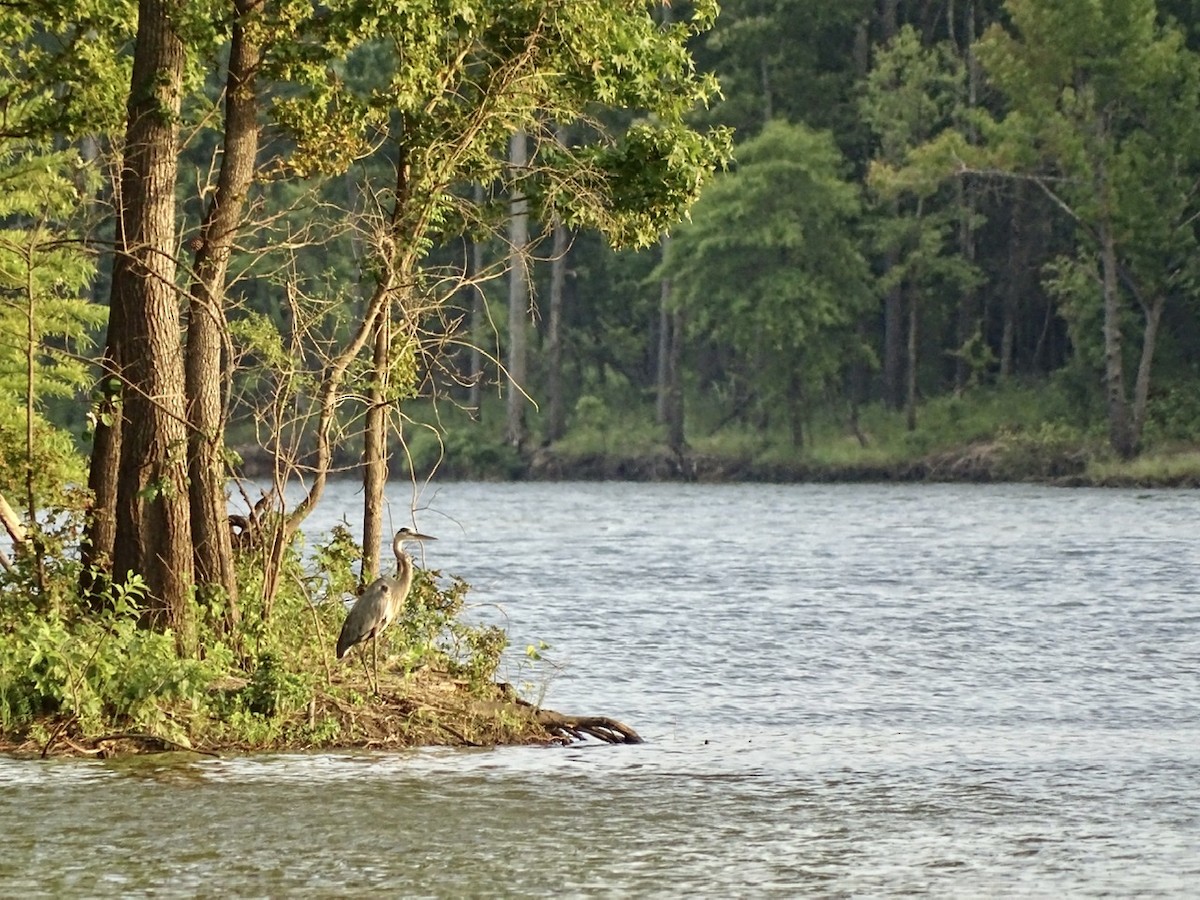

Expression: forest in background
xmin=407 ymin=0 xmax=1200 ymax=481
xmin=7 ymin=1 xmax=1200 ymax=502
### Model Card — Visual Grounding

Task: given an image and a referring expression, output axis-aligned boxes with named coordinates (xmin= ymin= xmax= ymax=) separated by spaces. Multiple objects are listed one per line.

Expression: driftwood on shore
xmin=471 ymin=695 xmax=642 ymax=745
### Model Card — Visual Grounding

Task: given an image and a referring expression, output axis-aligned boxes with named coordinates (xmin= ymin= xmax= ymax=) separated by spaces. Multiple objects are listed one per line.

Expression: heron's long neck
xmin=395 ymin=550 xmax=411 ymax=580
xmin=392 ymin=533 xmax=412 ymax=579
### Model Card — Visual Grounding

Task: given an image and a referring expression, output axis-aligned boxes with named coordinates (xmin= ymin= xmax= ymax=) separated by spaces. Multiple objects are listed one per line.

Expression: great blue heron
xmin=337 ymin=527 xmax=436 ymax=692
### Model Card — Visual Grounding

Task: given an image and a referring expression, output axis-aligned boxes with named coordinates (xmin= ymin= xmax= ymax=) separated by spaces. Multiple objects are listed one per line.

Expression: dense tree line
xmin=487 ymin=0 xmax=1200 ymax=458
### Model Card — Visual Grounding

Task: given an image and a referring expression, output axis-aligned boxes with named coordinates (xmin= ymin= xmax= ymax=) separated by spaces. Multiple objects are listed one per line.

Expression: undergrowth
xmin=0 ymin=521 xmax=527 ymax=755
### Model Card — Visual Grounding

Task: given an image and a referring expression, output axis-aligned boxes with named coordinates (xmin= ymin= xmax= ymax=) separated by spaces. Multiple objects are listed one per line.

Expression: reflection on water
xmin=2 ymin=483 xmax=1199 ymax=895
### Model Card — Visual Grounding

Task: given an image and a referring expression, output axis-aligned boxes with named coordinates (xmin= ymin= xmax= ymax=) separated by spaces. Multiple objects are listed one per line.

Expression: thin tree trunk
xmin=883 ymin=253 xmax=905 ymax=409
xmin=905 ymin=281 xmax=919 ymax=431
xmin=362 ymin=149 xmax=411 ymax=582
xmin=81 ymin=247 xmax=125 ymax=602
xmin=665 ymin=306 xmax=685 ymax=453
xmin=871 ymin=0 xmax=909 ymax=409
xmin=1000 ymin=182 xmax=1030 ymax=379
xmin=111 ymin=0 xmax=194 ymax=644
xmin=1099 ymin=217 xmax=1133 ymax=458
xmin=361 ymin=310 xmax=390 ymax=584
xmin=23 ymin=266 xmax=48 ymax=604
xmin=1131 ymin=295 xmax=1164 ymax=444
xmin=466 ymin=182 xmax=485 ymax=419
xmin=546 ymin=216 xmax=569 ymax=442
xmin=1095 ymin=142 xmax=1135 ymax=459
xmin=879 ymin=0 xmax=899 ymax=40
xmin=505 ymin=130 xmax=529 ymax=450
xmin=953 ymin=0 xmax=979 ymax=392
xmin=184 ymin=0 xmax=260 ymax=630
xmin=656 ymin=234 xmax=672 ymax=424
xmin=787 ymin=366 xmax=805 ymax=449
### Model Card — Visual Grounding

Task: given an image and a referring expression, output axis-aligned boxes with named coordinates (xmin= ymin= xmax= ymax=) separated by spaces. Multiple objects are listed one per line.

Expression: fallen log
xmin=471 ymin=693 xmax=642 ymax=745
xmin=532 ymin=708 xmax=642 ymax=745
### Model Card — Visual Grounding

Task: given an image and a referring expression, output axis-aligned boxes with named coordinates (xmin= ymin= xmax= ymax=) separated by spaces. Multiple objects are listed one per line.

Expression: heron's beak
xmin=405 ymin=531 xmax=436 ymax=542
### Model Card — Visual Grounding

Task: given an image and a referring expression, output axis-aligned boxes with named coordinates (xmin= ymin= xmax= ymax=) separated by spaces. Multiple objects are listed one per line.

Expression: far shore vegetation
xmin=310 ymin=380 xmax=1200 ymax=488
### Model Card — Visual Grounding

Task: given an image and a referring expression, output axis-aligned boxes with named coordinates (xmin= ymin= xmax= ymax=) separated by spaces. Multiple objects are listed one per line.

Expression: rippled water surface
xmin=3 ymin=482 xmax=1198 ymax=896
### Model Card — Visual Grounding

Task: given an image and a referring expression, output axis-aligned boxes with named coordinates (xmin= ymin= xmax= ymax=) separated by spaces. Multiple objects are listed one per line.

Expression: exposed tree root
xmin=532 ymin=709 xmax=642 ymax=744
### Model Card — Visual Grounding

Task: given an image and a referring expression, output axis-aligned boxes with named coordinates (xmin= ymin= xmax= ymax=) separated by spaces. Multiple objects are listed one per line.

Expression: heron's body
xmin=337 ymin=527 xmax=435 ymax=689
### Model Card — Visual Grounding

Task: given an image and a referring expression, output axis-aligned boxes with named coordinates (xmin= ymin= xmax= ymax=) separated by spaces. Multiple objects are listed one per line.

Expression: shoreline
xmin=233 ymin=437 xmax=1200 ymax=488
xmin=265 ymin=443 xmax=1196 ymax=488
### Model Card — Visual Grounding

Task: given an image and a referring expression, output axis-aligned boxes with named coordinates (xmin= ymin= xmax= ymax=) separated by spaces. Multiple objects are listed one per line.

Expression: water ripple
xmin=2 ymin=483 xmax=1198 ymax=896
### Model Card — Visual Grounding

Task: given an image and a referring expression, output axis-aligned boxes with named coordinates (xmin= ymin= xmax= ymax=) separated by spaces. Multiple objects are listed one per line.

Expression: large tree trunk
xmin=184 ymin=0 xmax=260 ymax=630
xmin=110 ymin=0 xmax=194 ymax=644
xmin=505 ymin=130 xmax=529 ymax=450
xmin=545 ymin=217 xmax=569 ymax=442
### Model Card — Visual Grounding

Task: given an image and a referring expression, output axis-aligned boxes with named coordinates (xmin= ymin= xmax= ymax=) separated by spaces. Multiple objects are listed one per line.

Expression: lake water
xmin=2 ymin=482 xmax=1198 ymax=896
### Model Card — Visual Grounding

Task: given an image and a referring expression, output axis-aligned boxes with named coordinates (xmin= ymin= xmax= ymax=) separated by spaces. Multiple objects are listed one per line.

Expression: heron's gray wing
xmin=336 ymin=580 xmax=390 ymax=658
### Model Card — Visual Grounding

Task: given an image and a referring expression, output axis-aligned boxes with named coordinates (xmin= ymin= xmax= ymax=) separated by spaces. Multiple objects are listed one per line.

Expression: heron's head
xmin=395 ymin=526 xmax=436 ymax=544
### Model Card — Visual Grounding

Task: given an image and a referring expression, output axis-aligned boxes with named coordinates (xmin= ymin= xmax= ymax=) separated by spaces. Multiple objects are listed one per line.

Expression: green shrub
xmin=991 ymin=422 xmax=1090 ymax=479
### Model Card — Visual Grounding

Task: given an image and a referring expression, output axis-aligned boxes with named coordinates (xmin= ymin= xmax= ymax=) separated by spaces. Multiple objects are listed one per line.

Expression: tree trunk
xmin=80 ymin=331 xmax=122 ymax=605
xmin=362 ymin=149 xmax=412 ymax=582
xmin=466 ymin=183 xmax=486 ymax=420
xmin=546 ymin=217 xmax=569 ymax=442
xmin=361 ymin=311 xmax=390 ymax=584
xmin=1099 ymin=218 xmax=1134 ymax=458
xmin=1131 ymin=294 xmax=1165 ymax=445
xmin=905 ymin=281 xmax=919 ymax=431
xmin=655 ymin=234 xmax=672 ymax=424
xmin=184 ymin=0 xmax=260 ymax=630
xmin=110 ymin=0 xmax=194 ymax=644
xmin=505 ymin=130 xmax=529 ymax=450
xmin=953 ymin=186 xmax=978 ymax=392
xmin=1094 ymin=151 xmax=1136 ymax=461
xmin=953 ymin=1 xmax=979 ymax=392
xmin=787 ymin=366 xmax=805 ymax=449
xmin=883 ymin=253 xmax=905 ymax=409
xmin=664 ymin=305 xmax=685 ymax=453
xmin=879 ymin=0 xmax=899 ymax=40
xmin=1000 ymin=183 xmax=1028 ymax=379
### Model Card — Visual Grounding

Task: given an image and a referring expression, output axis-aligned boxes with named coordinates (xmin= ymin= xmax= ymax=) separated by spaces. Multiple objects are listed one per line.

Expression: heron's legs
xmin=371 ymin=634 xmax=380 ymax=695
xmin=356 ymin=641 xmax=374 ymax=693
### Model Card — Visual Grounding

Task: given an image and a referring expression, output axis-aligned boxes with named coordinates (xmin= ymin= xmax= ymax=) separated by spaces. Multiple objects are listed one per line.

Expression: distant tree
xmin=660 ymin=121 xmax=873 ymax=447
xmin=976 ymin=0 xmax=1200 ymax=457
xmin=861 ymin=26 xmax=980 ymax=429
xmin=505 ymin=131 xmax=531 ymax=451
